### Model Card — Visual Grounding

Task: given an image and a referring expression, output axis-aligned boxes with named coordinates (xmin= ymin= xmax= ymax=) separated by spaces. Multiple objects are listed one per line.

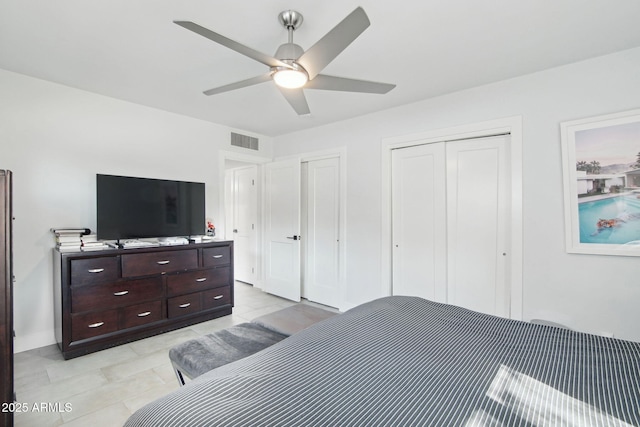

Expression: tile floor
xmin=13 ymin=282 xmax=317 ymax=427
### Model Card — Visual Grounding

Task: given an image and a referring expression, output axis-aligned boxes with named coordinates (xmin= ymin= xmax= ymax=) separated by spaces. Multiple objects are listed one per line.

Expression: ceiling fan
xmin=174 ymin=7 xmax=395 ymax=115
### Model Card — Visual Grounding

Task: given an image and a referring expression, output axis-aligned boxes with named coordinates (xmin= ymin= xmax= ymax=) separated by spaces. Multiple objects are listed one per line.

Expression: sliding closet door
xmin=391 ymin=144 xmax=447 ymax=302
xmin=446 ymin=135 xmax=510 ymax=317
xmin=391 ymin=134 xmax=511 ymax=317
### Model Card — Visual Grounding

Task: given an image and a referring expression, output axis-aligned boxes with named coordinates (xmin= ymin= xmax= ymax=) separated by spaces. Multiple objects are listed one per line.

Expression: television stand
xmin=53 ymin=241 xmax=234 ymax=359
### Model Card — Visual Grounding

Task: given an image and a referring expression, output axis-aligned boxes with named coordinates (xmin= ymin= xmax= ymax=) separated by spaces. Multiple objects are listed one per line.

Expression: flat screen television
xmin=96 ymin=174 xmax=205 ymax=240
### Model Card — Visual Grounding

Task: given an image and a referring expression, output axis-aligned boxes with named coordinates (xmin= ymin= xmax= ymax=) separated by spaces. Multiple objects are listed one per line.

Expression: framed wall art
xmin=561 ymin=108 xmax=640 ymax=256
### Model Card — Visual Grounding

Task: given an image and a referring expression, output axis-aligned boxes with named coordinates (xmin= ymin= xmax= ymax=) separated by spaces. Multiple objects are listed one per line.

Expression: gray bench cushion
xmin=168 ymin=305 xmax=338 ymax=385
xmin=169 ymin=322 xmax=287 ymax=380
xmin=252 ymin=304 xmax=338 ymax=336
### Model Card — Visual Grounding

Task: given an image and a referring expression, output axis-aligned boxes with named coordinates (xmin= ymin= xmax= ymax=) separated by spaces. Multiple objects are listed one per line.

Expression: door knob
xmin=286 ymin=235 xmax=301 ymax=240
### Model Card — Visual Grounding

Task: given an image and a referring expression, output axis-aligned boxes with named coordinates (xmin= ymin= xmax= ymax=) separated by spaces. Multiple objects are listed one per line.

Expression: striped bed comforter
xmin=125 ymin=296 xmax=640 ymax=426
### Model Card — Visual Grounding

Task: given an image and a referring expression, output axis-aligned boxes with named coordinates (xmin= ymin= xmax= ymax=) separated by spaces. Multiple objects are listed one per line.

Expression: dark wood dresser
xmin=54 ymin=241 xmax=233 ymax=359
xmin=1 ymin=170 xmax=14 ymax=427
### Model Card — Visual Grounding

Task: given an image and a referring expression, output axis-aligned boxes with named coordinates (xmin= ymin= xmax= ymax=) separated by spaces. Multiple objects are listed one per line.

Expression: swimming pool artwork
xmin=579 ymin=194 xmax=640 ymax=244
xmin=561 ymin=108 xmax=640 ymax=256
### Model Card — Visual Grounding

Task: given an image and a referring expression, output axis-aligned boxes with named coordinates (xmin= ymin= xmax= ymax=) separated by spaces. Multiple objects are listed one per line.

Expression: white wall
xmin=0 ymin=69 xmax=273 ymax=352
xmin=3 ymin=46 xmax=640 ymax=351
xmin=273 ymin=47 xmax=640 ymax=342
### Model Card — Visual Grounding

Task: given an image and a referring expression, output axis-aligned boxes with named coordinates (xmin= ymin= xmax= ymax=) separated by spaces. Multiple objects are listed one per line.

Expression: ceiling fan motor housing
xmin=274 ymin=43 xmax=304 ymax=61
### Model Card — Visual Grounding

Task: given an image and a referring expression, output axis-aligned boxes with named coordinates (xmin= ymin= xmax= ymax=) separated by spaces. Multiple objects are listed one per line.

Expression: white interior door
xmin=391 ymin=144 xmax=447 ymax=302
xmin=391 ymin=134 xmax=511 ymax=317
xmin=303 ymin=157 xmax=341 ymax=308
xmin=232 ymin=166 xmax=257 ymax=284
xmin=264 ymin=158 xmax=301 ymax=301
xmin=446 ymin=135 xmax=510 ymax=317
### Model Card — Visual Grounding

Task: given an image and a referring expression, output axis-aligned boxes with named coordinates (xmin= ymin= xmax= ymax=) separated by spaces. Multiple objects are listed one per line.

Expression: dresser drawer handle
xmin=88 ymin=322 xmax=104 ymax=328
xmin=137 ymin=311 xmax=152 ymax=317
xmin=196 ymin=277 xmax=207 ymax=282
xmin=212 ymin=255 xmax=223 ymax=259
xmin=113 ymin=290 xmax=129 ymax=296
xmin=178 ymin=303 xmax=191 ymax=308
xmin=213 ymin=295 xmax=224 ymax=300
xmin=156 ymin=260 xmax=170 ymax=265
xmin=88 ymin=268 xmax=105 ymax=273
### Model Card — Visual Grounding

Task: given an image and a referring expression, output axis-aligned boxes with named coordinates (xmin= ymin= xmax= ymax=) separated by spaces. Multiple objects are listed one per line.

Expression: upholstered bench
xmin=169 ymin=322 xmax=287 ymax=385
xmin=251 ymin=304 xmax=338 ymax=336
xmin=169 ymin=304 xmax=338 ymax=385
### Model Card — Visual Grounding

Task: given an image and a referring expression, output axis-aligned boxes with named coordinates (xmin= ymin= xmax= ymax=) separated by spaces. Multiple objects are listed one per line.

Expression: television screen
xmin=96 ymin=174 xmax=205 ymax=240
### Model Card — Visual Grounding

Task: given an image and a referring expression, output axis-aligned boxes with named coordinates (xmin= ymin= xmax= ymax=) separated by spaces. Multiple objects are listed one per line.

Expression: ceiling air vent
xmin=230 ymin=132 xmax=259 ymax=151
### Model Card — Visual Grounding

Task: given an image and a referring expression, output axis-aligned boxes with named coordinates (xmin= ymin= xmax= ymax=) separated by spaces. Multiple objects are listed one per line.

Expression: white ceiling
xmin=2 ymin=1 xmax=640 ymax=137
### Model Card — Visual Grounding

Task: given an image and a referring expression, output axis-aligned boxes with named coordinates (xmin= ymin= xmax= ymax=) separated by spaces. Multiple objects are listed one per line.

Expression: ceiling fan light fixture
xmin=273 ymin=66 xmax=308 ymax=89
xmin=176 ymin=7 xmax=395 ymax=116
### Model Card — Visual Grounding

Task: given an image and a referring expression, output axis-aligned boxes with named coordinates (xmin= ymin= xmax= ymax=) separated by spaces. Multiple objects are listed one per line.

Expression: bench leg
xmin=171 ymin=361 xmax=187 ymax=387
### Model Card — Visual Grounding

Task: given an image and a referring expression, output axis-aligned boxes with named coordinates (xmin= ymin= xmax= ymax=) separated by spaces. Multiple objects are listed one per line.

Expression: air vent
xmin=230 ymin=132 xmax=259 ymax=151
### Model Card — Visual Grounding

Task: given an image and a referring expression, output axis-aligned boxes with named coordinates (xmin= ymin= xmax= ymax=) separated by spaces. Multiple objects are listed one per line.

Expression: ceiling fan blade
xmin=296 ymin=7 xmax=370 ymax=80
xmin=203 ymin=73 xmax=272 ymax=96
xmin=306 ymin=74 xmax=395 ymax=94
xmin=174 ymin=21 xmax=292 ymax=69
xmin=276 ymin=87 xmax=311 ymax=115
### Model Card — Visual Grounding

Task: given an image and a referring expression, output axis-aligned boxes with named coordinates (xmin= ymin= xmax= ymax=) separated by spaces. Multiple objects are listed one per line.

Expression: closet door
xmin=303 ymin=157 xmax=341 ymax=308
xmin=446 ymin=135 xmax=510 ymax=317
xmin=391 ymin=135 xmax=511 ymax=318
xmin=391 ymin=144 xmax=447 ymax=302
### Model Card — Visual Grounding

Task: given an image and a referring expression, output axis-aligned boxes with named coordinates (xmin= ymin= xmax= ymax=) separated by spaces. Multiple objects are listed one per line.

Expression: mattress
xmin=125 ymin=296 xmax=640 ymax=426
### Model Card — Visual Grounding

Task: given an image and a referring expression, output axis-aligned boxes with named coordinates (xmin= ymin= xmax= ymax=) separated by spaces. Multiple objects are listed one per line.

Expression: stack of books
xmin=81 ymin=234 xmax=109 ymax=251
xmin=51 ymin=228 xmax=90 ymax=252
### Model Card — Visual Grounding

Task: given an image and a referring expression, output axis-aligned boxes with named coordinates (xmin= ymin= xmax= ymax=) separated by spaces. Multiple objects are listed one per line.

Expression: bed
xmin=125 ymin=296 xmax=640 ymax=426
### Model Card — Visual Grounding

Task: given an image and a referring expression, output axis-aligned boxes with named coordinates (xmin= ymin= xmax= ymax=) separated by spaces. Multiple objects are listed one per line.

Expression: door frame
xmin=380 ymin=116 xmax=524 ymax=320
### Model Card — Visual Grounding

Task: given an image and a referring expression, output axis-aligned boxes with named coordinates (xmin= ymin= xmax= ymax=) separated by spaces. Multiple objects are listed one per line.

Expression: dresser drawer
xmin=167 ymin=293 xmax=203 ymax=318
xmin=119 ymin=300 xmax=163 ymax=329
xmin=71 ymin=309 xmax=118 ymax=341
xmin=71 ymin=277 xmax=163 ymax=313
xmin=70 ymin=256 xmax=119 ymax=286
xmin=202 ymin=246 xmax=231 ymax=267
xmin=121 ymin=249 xmax=198 ymax=278
xmin=166 ymin=267 xmax=230 ymax=297
xmin=202 ymin=286 xmax=231 ymax=310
